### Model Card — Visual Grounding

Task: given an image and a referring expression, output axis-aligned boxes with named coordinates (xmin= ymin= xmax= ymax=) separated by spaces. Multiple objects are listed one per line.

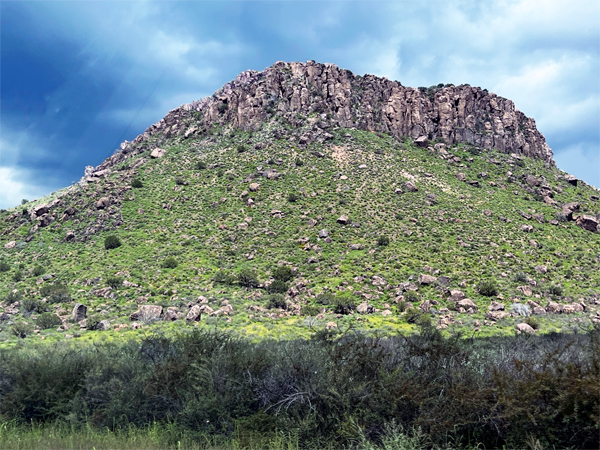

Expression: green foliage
xmin=104 ymin=235 xmax=122 ymax=250
xmin=161 ymin=257 xmax=178 ymax=269
xmin=301 ymin=304 xmax=321 ymax=316
xmin=332 ymin=295 xmax=356 ymax=314
xmin=21 ymin=298 xmax=45 ymax=315
xmin=547 ymin=285 xmax=563 ymax=297
xmin=404 ymin=307 xmax=423 ymax=323
xmin=131 ymin=178 xmax=144 ymax=188
xmin=524 ymin=316 xmax=540 ymax=330
xmin=106 ymin=275 xmax=123 ymax=289
xmin=287 ymin=192 xmax=298 ymax=202
xmin=238 ymin=268 xmax=259 ymax=288
xmin=10 ymin=322 xmax=31 ymax=338
xmin=236 ymin=145 xmax=246 ymax=153
xmin=12 ymin=270 xmax=23 ymax=282
xmin=195 ymin=161 xmax=207 ymax=170
xmin=294 ymin=157 xmax=304 ymax=166
xmin=0 ymin=261 xmax=11 ymax=272
xmin=266 ymin=294 xmax=287 ymax=309
xmin=32 ymin=265 xmax=45 ymax=277
xmin=36 ymin=312 xmax=62 ymax=330
xmin=4 ymin=290 xmax=22 ymax=305
xmin=377 ymin=235 xmax=390 ymax=246
xmin=316 ymin=292 xmax=335 ymax=305
xmin=21 ymin=199 xmax=29 ymax=205
xmin=513 ymin=271 xmax=528 ymax=283
xmin=266 ymin=279 xmax=288 ymax=294
xmin=40 ymin=282 xmax=71 ymax=304
xmin=272 ymin=265 xmax=294 ymax=282
xmin=478 ymin=279 xmax=498 ymax=297
xmin=403 ymin=290 xmax=420 ymax=303
xmin=214 ymin=270 xmax=235 ymax=285
xmin=174 ymin=176 xmax=186 ymax=186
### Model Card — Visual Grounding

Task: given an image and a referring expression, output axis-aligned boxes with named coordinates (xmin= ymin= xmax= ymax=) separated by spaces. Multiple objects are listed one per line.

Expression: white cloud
xmin=0 ymin=166 xmax=55 ymax=210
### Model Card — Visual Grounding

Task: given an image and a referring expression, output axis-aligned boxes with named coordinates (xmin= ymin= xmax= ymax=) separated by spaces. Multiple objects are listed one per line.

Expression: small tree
xmin=238 ymin=268 xmax=259 ymax=288
xmin=377 ymin=235 xmax=390 ymax=246
xmin=0 ymin=261 xmax=10 ymax=272
xmin=273 ymin=265 xmax=294 ymax=282
xmin=196 ymin=161 xmax=207 ymax=170
xmin=131 ymin=178 xmax=143 ymax=188
xmin=266 ymin=280 xmax=289 ymax=294
xmin=106 ymin=275 xmax=123 ymax=289
xmin=161 ymin=257 xmax=178 ymax=269
xmin=37 ymin=313 xmax=62 ymax=330
xmin=478 ymin=280 xmax=498 ymax=297
xmin=104 ymin=235 xmax=122 ymax=250
xmin=266 ymin=294 xmax=287 ymax=310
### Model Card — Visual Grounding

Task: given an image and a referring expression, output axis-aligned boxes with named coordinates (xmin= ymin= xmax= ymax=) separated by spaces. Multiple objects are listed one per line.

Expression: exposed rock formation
xmin=127 ymin=61 xmax=553 ymax=163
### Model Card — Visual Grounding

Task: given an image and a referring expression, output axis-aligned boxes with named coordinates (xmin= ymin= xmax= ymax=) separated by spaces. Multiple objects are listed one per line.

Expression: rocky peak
xmin=111 ymin=61 xmax=554 ymax=169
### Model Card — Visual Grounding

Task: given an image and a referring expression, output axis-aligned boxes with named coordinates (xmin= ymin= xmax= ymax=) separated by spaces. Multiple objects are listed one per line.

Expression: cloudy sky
xmin=1 ymin=0 xmax=599 ymax=209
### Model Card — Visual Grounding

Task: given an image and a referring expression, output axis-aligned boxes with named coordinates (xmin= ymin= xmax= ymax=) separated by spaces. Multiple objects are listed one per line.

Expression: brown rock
xmin=516 ymin=323 xmax=535 ymax=334
xmin=72 ymin=303 xmax=87 ymax=322
xmin=403 ymin=181 xmax=418 ymax=192
xmin=455 ymin=299 xmax=477 ymax=310
xmin=96 ymin=197 xmax=110 ymax=209
xmin=576 ymin=215 xmax=598 ymax=232
xmin=488 ymin=301 xmax=505 ymax=311
xmin=337 ymin=215 xmax=350 ymax=225
xmin=456 ymin=172 xmax=466 ymax=182
xmin=150 ymin=148 xmax=166 ymax=158
xmin=561 ymin=202 xmax=580 ymax=220
xmin=517 ymin=285 xmax=533 ymax=296
xmin=414 ymin=136 xmax=429 ymax=147
xmin=418 ymin=274 xmax=437 ymax=285
xmin=130 ymin=305 xmax=163 ymax=322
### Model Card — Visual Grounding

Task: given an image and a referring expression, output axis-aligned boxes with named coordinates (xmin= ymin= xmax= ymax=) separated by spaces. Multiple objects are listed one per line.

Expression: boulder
xmin=403 ymin=181 xmax=418 ymax=192
xmin=348 ymin=243 xmax=365 ymax=250
xmin=34 ymin=204 xmax=49 ymax=216
xmin=318 ymin=229 xmax=329 ymax=238
xmin=488 ymin=301 xmax=505 ymax=311
xmin=576 ymin=215 xmax=598 ymax=232
xmin=4 ymin=241 xmax=16 ymax=249
xmin=418 ymin=274 xmax=437 ymax=285
xmin=419 ymin=300 xmax=432 ymax=312
xmin=545 ymin=302 xmax=562 ymax=314
xmin=356 ymin=302 xmax=374 ymax=314
xmin=564 ymin=174 xmax=578 ymax=186
xmin=455 ymin=173 xmax=466 ymax=182
xmin=72 ymin=303 xmax=87 ymax=322
xmin=337 ymin=215 xmax=350 ymax=225
xmin=96 ymin=320 xmax=111 ymax=331
xmin=455 ymin=299 xmax=477 ymax=310
xmin=249 ymin=183 xmax=260 ymax=192
xmin=449 ymin=289 xmax=465 ymax=301
xmin=517 ymin=285 xmax=533 ymax=297
xmin=150 ymin=148 xmax=166 ymax=158
xmin=186 ymin=305 xmax=202 ymax=321
xmin=561 ymin=202 xmax=580 ymax=220
xmin=526 ymin=175 xmax=541 ymax=186
xmin=414 ymin=136 xmax=428 ymax=147
xmin=96 ymin=197 xmax=110 ymax=209
xmin=130 ymin=305 xmax=163 ymax=322
xmin=516 ymin=323 xmax=535 ymax=334
xmin=372 ymin=275 xmax=386 ymax=286
xmin=163 ymin=307 xmax=180 ymax=321
xmin=485 ymin=311 xmax=510 ymax=321
xmin=520 ymin=224 xmax=534 ymax=233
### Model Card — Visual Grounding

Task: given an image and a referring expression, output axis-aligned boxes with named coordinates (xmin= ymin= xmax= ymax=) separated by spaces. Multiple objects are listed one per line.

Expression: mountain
xmin=1 ymin=61 xmax=599 ymax=342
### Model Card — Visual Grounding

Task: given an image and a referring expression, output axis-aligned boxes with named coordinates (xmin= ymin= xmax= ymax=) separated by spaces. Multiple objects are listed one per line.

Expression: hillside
xmin=1 ymin=61 xmax=599 ymax=343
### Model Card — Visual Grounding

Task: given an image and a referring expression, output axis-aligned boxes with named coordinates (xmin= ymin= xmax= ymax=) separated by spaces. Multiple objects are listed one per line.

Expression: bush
xmin=36 ymin=313 xmax=62 ymax=330
xmin=403 ymin=290 xmax=420 ymax=303
xmin=548 ymin=285 xmax=563 ymax=297
xmin=0 ymin=261 xmax=11 ymax=273
xmin=404 ymin=307 xmax=423 ymax=324
xmin=106 ymin=276 xmax=123 ymax=289
xmin=238 ymin=268 xmax=259 ymax=288
xmin=21 ymin=298 xmax=45 ymax=315
xmin=131 ymin=178 xmax=143 ymax=188
xmin=287 ymin=192 xmax=298 ymax=202
xmin=161 ymin=257 xmax=178 ymax=269
xmin=273 ymin=265 xmax=294 ymax=282
xmin=4 ymin=291 xmax=22 ymax=305
xmin=478 ymin=280 xmax=498 ymax=297
xmin=32 ymin=265 xmax=45 ymax=277
xmin=266 ymin=294 xmax=287 ymax=310
xmin=333 ymin=295 xmax=356 ymax=315
xmin=266 ymin=280 xmax=289 ymax=294
xmin=40 ymin=282 xmax=71 ymax=304
xmin=377 ymin=235 xmax=390 ymax=246
xmin=12 ymin=270 xmax=23 ymax=282
xmin=11 ymin=322 xmax=31 ymax=338
xmin=512 ymin=272 xmax=528 ymax=283
xmin=511 ymin=303 xmax=530 ymax=317
xmin=301 ymin=304 xmax=321 ymax=316
xmin=196 ymin=161 xmax=207 ymax=170
xmin=295 ymin=158 xmax=304 ymax=166
xmin=316 ymin=292 xmax=335 ymax=305
xmin=524 ymin=316 xmax=540 ymax=330
xmin=104 ymin=235 xmax=122 ymax=250
xmin=175 ymin=176 xmax=186 ymax=186
xmin=236 ymin=145 xmax=246 ymax=153
xmin=214 ymin=270 xmax=235 ymax=285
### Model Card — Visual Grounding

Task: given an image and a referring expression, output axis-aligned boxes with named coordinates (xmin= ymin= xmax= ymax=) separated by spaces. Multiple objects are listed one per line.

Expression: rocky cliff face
xmin=116 ymin=61 xmax=553 ymax=166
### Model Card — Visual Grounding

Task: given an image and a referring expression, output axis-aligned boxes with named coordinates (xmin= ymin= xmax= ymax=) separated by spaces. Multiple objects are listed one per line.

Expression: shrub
xmin=478 ymin=280 xmax=498 ymax=297
xmin=175 ymin=176 xmax=186 ymax=186
xmin=214 ymin=270 xmax=235 ymax=285
xmin=21 ymin=298 xmax=45 ymax=315
xmin=395 ymin=213 xmax=403 ymax=220
xmin=295 ymin=158 xmax=304 ymax=166
xmin=301 ymin=304 xmax=321 ymax=316
xmin=316 ymin=292 xmax=335 ymax=305
xmin=21 ymin=199 xmax=29 ymax=205
xmin=266 ymin=294 xmax=287 ymax=310
xmin=11 ymin=322 xmax=31 ymax=338
xmin=161 ymin=257 xmax=178 ymax=269
xmin=217 ymin=169 xmax=224 ymax=177
xmin=196 ymin=161 xmax=207 ymax=170
xmin=236 ymin=145 xmax=246 ymax=153
xmin=512 ymin=272 xmax=528 ymax=283
xmin=106 ymin=275 xmax=123 ymax=289
xmin=4 ymin=291 xmax=22 ymax=305
xmin=0 ymin=261 xmax=11 ymax=273
xmin=287 ymin=192 xmax=298 ymax=202
xmin=333 ymin=295 xmax=356 ymax=315
xmin=511 ymin=303 xmax=530 ymax=317
xmin=37 ymin=313 xmax=62 ymax=330
xmin=377 ymin=235 xmax=390 ymax=246
xmin=524 ymin=316 xmax=540 ymax=330
xmin=32 ymin=265 xmax=45 ymax=277
xmin=548 ymin=285 xmax=563 ymax=297
xmin=131 ymin=178 xmax=143 ymax=188
xmin=266 ymin=280 xmax=289 ymax=294
xmin=404 ymin=307 xmax=422 ymax=323
xmin=403 ymin=290 xmax=420 ymax=303
xmin=12 ymin=270 xmax=23 ymax=282
xmin=104 ymin=235 xmax=122 ymax=250
xmin=273 ymin=265 xmax=294 ymax=282
xmin=85 ymin=315 xmax=101 ymax=331
xmin=40 ymin=282 xmax=71 ymax=304
xmin=238 ymin=268 xmax=259 ymax=288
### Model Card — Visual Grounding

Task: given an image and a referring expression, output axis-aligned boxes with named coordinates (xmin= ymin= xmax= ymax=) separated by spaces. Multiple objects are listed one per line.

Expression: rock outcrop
xmin=109 ymin=61 xmax=554 ymax=169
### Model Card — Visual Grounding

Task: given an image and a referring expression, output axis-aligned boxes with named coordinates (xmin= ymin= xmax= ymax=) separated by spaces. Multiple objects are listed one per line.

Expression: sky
xmin=1 ymin=0 xmax=599 ymax=209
